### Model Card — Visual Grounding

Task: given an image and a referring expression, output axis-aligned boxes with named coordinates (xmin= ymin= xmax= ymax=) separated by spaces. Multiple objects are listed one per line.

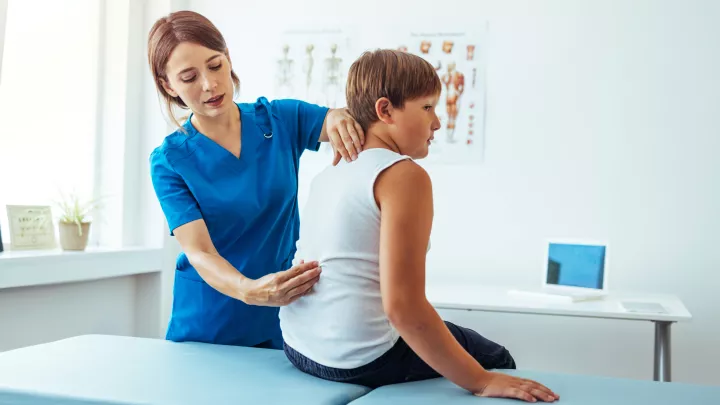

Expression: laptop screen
xmin=547 ymin=242 xmax=606 ymax=290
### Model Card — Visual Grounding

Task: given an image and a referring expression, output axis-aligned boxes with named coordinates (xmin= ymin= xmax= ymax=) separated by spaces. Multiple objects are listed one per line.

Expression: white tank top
xmin=279 ymin=148 xmax=413 ymax=369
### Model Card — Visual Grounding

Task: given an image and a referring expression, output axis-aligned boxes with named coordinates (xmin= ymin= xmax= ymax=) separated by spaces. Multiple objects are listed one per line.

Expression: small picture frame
xmin=6 ymin=205 xmax=57 ymax=250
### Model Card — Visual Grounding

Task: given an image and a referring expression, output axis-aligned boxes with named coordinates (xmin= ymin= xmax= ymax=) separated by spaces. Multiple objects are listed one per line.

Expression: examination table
xmin=0 ymin=335 xmax=716 ymax=405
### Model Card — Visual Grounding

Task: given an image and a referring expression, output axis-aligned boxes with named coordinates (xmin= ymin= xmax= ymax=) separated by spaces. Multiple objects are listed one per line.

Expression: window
xmin=0 ymin=0 xmax=100 ymax=245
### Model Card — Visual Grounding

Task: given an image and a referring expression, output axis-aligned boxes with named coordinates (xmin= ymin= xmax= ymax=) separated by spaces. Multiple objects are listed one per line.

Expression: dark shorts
xmin=284 ymin=321 xmax=516 ymax=388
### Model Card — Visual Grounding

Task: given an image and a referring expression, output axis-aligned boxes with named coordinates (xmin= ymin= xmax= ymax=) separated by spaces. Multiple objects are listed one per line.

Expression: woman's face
xmin=161 ymin=42 xmax=234 ymax=118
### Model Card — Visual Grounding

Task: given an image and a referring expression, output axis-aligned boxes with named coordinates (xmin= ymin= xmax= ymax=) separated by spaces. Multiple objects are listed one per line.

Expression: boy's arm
xmin=375 ymin=160 xmax=558 ymax=402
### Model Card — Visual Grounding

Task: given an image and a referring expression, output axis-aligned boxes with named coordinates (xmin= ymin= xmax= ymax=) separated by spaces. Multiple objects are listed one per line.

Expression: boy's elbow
xmin=384 ymin=297 xmax=427 ymax=329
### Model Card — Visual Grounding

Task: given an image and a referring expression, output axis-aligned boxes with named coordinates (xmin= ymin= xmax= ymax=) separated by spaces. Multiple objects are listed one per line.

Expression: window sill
xmin=0 ymin=246 xmax=164 ymax=290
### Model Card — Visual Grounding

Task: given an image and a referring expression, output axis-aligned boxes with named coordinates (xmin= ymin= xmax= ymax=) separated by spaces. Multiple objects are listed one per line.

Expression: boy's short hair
xmin=346 ymin=49 xmax=442 ymax=132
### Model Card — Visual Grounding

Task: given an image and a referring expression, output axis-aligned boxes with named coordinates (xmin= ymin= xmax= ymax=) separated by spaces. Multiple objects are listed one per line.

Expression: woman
xmin=147 ymin=10 xmax=364 ymax=349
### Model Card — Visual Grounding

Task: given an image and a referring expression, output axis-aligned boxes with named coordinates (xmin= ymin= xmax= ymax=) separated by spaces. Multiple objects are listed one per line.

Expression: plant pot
xmin=58 ymin=221 xmax=91 ymax=251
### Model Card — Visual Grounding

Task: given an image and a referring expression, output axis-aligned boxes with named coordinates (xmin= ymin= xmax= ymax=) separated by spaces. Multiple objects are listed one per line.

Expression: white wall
xmin=181 ymin=0 xmax=720 ymax=386
xmin=140 ymin=0 xmax=191 ymax=337
xmin=0 ymin=0 xmax=173 ymax=355
xmin=0 ymin=274 xmax=162 ymax=352
xmin=0 ymin=0 xmax=8 ymax=84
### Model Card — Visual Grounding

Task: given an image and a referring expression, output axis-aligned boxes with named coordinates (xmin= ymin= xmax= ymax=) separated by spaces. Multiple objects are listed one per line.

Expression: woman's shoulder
xmin=241 ymin=96 xmax=325 ymax=117
xmin=149 ymin=125 xmax=197 ymax=168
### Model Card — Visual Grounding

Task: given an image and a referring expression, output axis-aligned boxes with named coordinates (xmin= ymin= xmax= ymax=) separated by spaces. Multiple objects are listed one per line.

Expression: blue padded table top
xmin=348 ymin=369 xmax=720 ymax=405
xmin=0 ymin=334 xmax=370 ymax=405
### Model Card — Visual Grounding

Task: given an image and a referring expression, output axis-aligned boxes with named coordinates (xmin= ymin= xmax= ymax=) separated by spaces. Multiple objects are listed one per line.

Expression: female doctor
xmin=147 ymin=11 xmax=364 ymax=349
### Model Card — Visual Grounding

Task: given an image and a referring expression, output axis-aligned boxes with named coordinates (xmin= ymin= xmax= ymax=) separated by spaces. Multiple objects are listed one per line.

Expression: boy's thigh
xmin=404 ymin=321 xmax=516 ymax=383
xmin=445 ymin=321 xmax=516 ymax=369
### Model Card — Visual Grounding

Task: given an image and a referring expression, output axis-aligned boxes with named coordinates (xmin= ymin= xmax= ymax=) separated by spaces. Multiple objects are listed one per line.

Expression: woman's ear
xmin=225 ymin=49 xmax=232 ymax=65
xmin=375 ymin=97 xmax=394 ymax=125
xmin=160 ymin=77 xmax=178 ymax=98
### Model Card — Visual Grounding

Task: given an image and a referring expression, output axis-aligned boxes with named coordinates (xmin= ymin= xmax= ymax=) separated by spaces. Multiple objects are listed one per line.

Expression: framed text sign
xmin=6 ymin=205 xmax=57 ymax=250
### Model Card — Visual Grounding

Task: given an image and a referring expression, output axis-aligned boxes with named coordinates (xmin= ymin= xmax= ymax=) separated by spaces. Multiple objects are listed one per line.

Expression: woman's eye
xmin=209 ymin=63 xmax=222 ymax=71
xmin=181 ymin=76 xmax=196 ymax=83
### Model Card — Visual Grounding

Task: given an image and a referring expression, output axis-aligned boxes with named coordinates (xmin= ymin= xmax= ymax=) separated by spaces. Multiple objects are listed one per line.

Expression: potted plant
xmin=55 ymin=191 xmax=102 ymax=251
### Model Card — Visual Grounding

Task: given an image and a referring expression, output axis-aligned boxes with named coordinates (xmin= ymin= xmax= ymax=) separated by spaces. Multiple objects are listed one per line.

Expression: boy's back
xmin=279 ymin=148 xmax=412 ymax=369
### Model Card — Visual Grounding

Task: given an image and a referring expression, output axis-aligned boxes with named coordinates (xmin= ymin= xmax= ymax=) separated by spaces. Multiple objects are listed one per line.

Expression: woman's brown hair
xmin=147 ymin=10 xmax=240 ymax=129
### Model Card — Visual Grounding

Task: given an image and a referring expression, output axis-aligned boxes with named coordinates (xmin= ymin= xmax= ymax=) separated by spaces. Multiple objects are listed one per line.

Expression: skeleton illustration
xmin=276 ymin=44 xmax=294 ymax=97
xmin=303 ymin=44 xmax=315 ymax=99
xmin=323 ymin=44 xmax=342 ymax=108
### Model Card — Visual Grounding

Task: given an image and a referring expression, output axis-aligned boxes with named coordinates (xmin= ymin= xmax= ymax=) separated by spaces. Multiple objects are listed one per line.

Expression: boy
xmin=279 ymin=50 xmax=558 ymax=403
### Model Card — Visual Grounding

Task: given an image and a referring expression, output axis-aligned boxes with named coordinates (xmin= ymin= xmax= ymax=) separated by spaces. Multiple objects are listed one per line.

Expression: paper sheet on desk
xmin=620 ymin=301 xmax=668 ymax=314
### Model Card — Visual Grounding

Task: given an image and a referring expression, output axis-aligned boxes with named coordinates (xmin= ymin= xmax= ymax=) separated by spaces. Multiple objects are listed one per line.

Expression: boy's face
xmin=391 ymin=93 xmax=441 ymax=159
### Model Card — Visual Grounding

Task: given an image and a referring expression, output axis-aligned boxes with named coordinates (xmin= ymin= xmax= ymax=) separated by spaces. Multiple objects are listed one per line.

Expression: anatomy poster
xmin=387 ymin=26 xmax=488 ymax=165
xmin=272 ymin=23 xmax=488 ymax=165
xmin=274 ymin=28 xmax=351 ymax=109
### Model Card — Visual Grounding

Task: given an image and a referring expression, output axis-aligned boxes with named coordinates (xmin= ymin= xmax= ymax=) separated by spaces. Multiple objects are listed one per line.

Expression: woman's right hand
xmin=473 ymin=372 xmax=559 ymax=403
xmin=241 ymin=260 xmax=321 ymax=306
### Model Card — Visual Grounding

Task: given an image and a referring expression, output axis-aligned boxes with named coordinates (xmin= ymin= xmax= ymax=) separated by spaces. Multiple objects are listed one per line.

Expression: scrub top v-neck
xmin=149 ymin=97 xmax=329 ymax=348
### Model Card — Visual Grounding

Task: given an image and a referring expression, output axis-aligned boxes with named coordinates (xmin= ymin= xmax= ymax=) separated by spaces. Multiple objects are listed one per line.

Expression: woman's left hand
xmin=325 ymin=108 xmax=365 ymax=165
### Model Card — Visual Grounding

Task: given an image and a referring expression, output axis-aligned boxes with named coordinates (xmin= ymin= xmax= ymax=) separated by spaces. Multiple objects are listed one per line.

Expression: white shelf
xmin=0 ymin=246 xmax=165 ymax=290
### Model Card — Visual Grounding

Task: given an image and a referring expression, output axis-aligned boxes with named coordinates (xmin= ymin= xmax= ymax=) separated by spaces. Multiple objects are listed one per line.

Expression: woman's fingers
xmin=330 ymin=128 xmax=350 ymax=162
xmin=285 ymin=275 xmax=320 ymax=302
xmin=346 ymin=122 xmax=362 ymax=155
xmin=332 ymin=145 xmax=343 ymax=166
xmin=282 ymin=265 xmax=321 ymax=291
xmin=336 ymin=124 xmax=356 ymax=162
xmin=353 ymin=121 xmax=365 ymax=147
xmin=277 ymin=261 xmax=318 ymax=282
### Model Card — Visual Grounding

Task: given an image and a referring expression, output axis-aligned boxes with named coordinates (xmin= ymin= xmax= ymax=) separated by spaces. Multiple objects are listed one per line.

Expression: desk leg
xmin=653 ymin=321 xmax=672 ymax=382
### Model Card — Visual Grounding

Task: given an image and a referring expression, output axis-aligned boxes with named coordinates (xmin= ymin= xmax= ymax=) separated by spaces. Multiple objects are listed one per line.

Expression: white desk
xmin=426 ymin=283 xmax=692 ymax=382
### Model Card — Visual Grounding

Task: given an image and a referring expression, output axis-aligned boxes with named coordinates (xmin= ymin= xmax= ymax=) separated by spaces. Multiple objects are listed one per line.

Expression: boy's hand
xmin=473 ymin=372 xmax=559 ymax=403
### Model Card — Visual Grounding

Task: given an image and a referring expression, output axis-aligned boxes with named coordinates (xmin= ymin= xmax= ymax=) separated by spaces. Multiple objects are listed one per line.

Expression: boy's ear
xmin=375 ymin=97 xmax=394 ymax=124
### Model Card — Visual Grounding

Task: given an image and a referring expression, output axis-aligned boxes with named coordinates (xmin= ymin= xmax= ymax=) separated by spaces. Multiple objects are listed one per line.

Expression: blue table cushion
xmin=347 ymin=369 xmax=720 ymax=405
xmin=0 ymin=334 xmax=370 ymax=405
xmin=1 ymin=335 xmax=717 ymax=405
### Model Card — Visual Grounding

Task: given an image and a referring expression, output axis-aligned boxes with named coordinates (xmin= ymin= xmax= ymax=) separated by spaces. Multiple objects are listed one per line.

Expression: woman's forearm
xmin=388 ymin=299 xmax=490 ymax=393
xmin=186 ymin=251 xmax=251 ymax=302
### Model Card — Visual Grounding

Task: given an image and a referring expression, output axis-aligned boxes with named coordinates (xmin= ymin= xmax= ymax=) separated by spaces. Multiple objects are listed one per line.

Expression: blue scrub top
xmin=149 ymin=97 xmax=329 ymax=348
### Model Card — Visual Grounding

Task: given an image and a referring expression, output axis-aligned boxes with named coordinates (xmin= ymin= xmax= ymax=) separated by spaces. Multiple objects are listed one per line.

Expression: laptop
xmin=540 ymin=239 xmax=609 ymax=301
